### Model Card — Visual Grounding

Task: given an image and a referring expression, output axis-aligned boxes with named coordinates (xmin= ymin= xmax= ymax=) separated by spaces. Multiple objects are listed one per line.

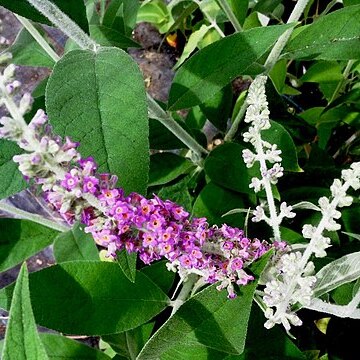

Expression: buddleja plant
xmin=0 ymin=0 xmax=359 ymax=359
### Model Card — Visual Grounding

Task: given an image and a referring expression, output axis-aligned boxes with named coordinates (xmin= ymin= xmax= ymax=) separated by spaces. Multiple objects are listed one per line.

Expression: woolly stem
xmin=147 ymin=94 xmax=208 ymax=160
xmin=26 ymin=0 xmax=98 ymax=51
xmin=329 ymin=60 xmax=355 ymax=103
xmin=264 ymin=0 xmax=311 ymax=71
xmin=224 ymin=97 xmax=247 ymax=141
xmin=170 ymin=274 xmax=199 ymax=315
xmin=0 ymin=201 xmax=69 ymax=232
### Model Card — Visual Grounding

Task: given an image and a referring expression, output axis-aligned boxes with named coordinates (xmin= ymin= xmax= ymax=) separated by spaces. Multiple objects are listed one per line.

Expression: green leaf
xmin=0 ymin=141 xmax=26 ymax=199
xmin=341 ymin=204 xmax=360 ymax=235
xmin=137 ymin=0 xmax=174 ymax=33
xmin=137 ymin=252 xmax=271 ymax=360
xmin=229 ymin=0 xmax=248 ymax=26
xmin=149 ymin=118 xmax=186 ymax=150
xmin=261 ymin=120 xmax=301 ymax=172
xmin=168 ymin=24 xmax=291 ymax=110
xmin=46 ymin=48 xmax=149 ymax=195
xmin=105 ymin=0 xmax=140 ymax=36
xmin=102 ymin=322 xmax=154 ymax=359
xmin=301 ymin=61 xmax=343 ymax=83
xmin=237 ymin=305 xmax=306 ymax=359
xmin=253 ymin=0 xmax=282 ymax=14
xmin=89 ymin=25 xmax=140 ymax=49
xmin=53 ymin=222 xmax=99 ymax=263
xmin=313 ymin=252 xmax=360 ymax=298
xmin=283 ymin=5 xmax=360 ymax=60
xmin=331 ymin=282 xmax=354 ymax=305
xmin=192 ymin=182 xmax=245 ymax=227
xmin=174 ymin=24 xmax=210 ymax=70
xmin=117 ymin=249 xmax=137 ymax=283
xmin=0 ymin=261 xmax=169 ymax=335
xmin=0 ymin=0 xmax=89 ymax=32
xmin=204 ymin=143 xmax=251 ymax=194
xmin=6 ymin=27 xmax=55 ymax=67
xmin=149 ymin=153 xmax=195 ymax=186
xmin=0 ymin=219 xmax=58 ymax=273
xmin=157 ymin=175 xmax=193 ymax=211
xmin=186 ymin=106 xmax=207 ymax=129
xmin=103 ymin=0 xmax=123 ymax=27
xmin=140 ymin=260 xmax=175 ymax=294
xmin=199 ymin=84 xmax=233 ymax=131
xmin=2 ymin=264 xmax=49 ymax=360
xmin=344 ymin=0 xmax=360 ymax=5
xmin=40 ymin=333 xmax=110 ymax=359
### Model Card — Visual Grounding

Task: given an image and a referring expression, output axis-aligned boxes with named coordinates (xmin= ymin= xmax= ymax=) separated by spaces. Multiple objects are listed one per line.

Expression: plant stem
xmin=26 ymin=0 xmax=98 ymax=51
xmin=14 ymin=14 xmax=60 ymax=62
xmin=329 ymin=60 xmax=355 ymax=103
xmin=264 ymin=0 xmax=310 ymax=71
xmin=99 ymin=0 xmax=106 ymax=24
xmin=170 ymin=274 xmax=199 ymax=315
xmin=321 ymin=0 xmax=338 ymax=16
xmin=224 ymin=97 xmax=247 ymax=141
xmin=193 ymin=0 xmax=225 ymax=38
xmin=216 ymin=0 xmax=242 ymax=32
xmin=147 ymin=94 xmax=209 ymax=160
xmin=253 ymin=133 xmax=281 ymax=242
xmin=0 ymin=201 xmax=69 ymax=232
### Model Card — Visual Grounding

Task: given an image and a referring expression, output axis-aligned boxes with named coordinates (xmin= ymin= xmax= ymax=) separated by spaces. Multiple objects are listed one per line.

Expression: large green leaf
xmin=168 ymin=24 xmax=291 ymax=110
xmin=1 ymin=264 xmax=49 ymax=360
xmin=116 ymin=249 xmax=137 ymax=283
xmin=104 ymin=0 xmax=141 ymax=37
xmin=192 ymin=182 xmax=245 ymax=227
xmin=313 ymin=252 xmax=360 ymax=298
xmin=6 ymin=27 xmax=55 ymax=67
xmin=204 ymin=143 xmax=251 ymax=194
xmin=0 ymin=141 xmax=26 ymax=199
xmin=46 ymin=48 xmax=149 ymax=195
xmin=40 ymin=333 xmax=111 ymax=359
xmin=283 ymin=5 xmax=360 ymax=60
xmin=156 ymin=175 xmax=193 ymax=211
xmin=53 ymin=222 xmax=99 ymax=263
xmin=0 ymin=219 xmax=58 ymax=272
xmin=0 ymin=261 xmax=169 ymax=335
xmin=149 ymin=118 xmax=187 ymax=150
xmin=0 ymin=0 xmax=89 ymax=32
xmin=101 ymin=322 xmax=154 ymax=359
xmin=262 ymin=120 xmax=301 ymax=172
xmin=199 ymin=84 xmax=233 ymax=131
xmin=149 ymin=153 xmax=195 ymax=186
xmin=140 ymin=260 xmax=175 ymax=294
xmin=137 ymin=253 xmax=271 ymax=360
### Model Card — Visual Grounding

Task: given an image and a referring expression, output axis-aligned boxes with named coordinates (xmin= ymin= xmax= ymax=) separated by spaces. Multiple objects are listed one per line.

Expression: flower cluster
xmin=46 ymin=154 xmax=271 ymax=299
xmin=262 ymin=163 xmax=360 ymax=330
xmin=0 ymin=66 xmax=273 ymax=299
xmin=241 ymin=76 xmax=295 ymax=230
